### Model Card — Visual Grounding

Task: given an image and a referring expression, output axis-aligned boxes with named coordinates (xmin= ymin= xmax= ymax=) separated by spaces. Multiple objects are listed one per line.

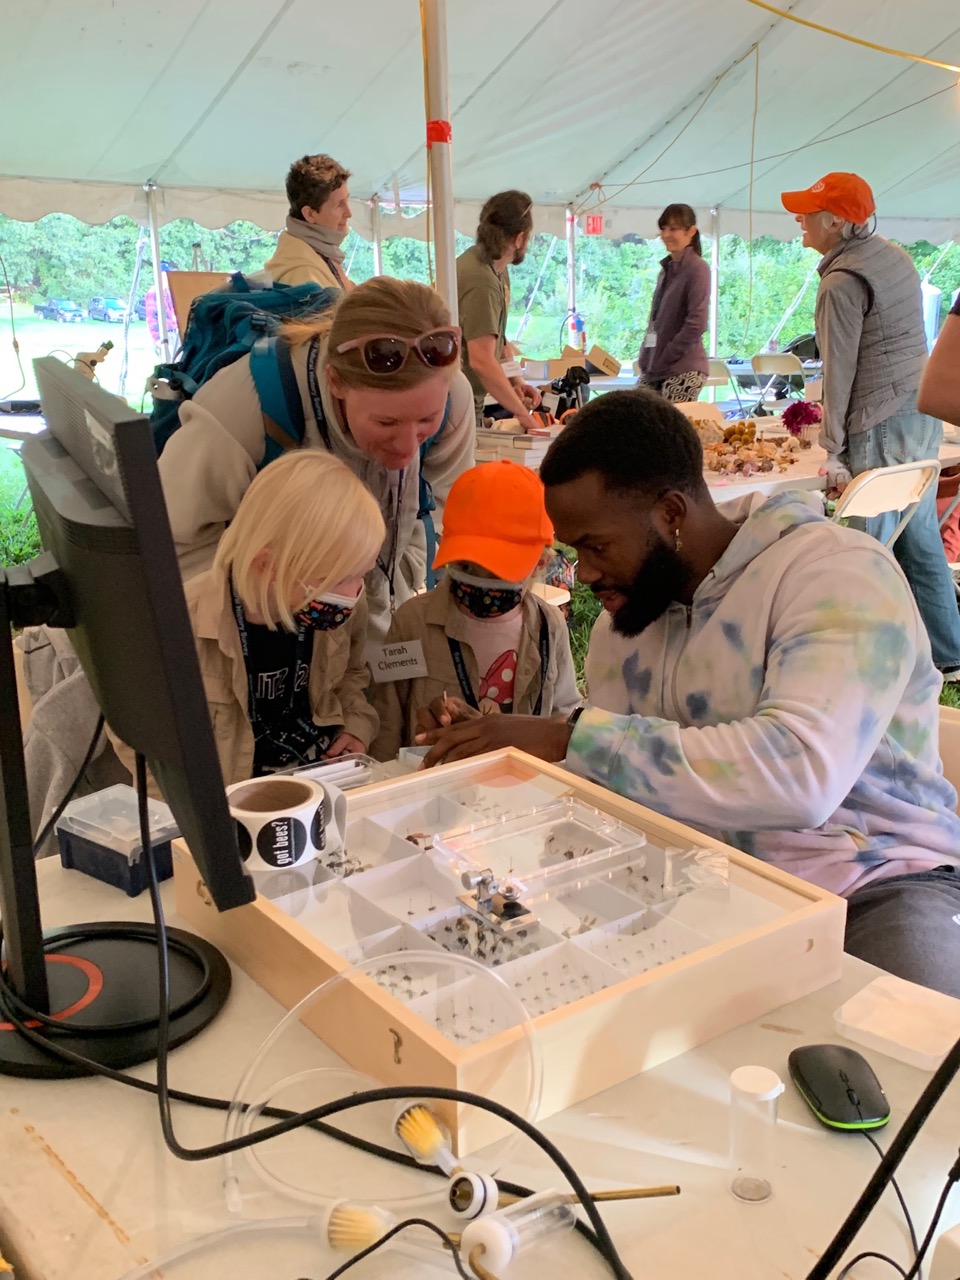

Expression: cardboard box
xmin=522 ymin=352 xmax=588 ymax=383
xmin=586 ymin=345 xmax=622 ymax=377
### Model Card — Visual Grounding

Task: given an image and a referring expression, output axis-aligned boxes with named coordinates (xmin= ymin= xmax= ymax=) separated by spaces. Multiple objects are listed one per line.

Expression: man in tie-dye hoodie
xmin=419 ymin=391 xmax=960 ymax=995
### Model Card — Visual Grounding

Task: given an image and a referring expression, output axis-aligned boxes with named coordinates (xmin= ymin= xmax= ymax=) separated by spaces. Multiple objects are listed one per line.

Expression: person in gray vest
xmin=782 ymin=172 xmax=960 ymax=680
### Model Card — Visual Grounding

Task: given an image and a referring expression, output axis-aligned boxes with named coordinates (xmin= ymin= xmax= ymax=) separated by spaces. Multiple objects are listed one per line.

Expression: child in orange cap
xmin=369 ymin=460 xmax=581 ymax=760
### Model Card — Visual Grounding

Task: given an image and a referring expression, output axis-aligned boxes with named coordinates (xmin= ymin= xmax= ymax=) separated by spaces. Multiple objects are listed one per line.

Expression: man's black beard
xmin=607 ymin=538 xmax=689 ymax=638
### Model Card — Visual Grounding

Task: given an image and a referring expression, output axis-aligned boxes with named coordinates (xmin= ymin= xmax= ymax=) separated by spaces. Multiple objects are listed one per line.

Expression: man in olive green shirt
xmin=456 ymin=190 xmax=542 ymax=431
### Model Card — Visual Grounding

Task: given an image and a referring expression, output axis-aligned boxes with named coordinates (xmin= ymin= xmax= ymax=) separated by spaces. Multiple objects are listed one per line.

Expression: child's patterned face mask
xmin=295 ymin=587 xmax=361 ymax=631
xmin=447 ymin=568 xmax=524 ymax=619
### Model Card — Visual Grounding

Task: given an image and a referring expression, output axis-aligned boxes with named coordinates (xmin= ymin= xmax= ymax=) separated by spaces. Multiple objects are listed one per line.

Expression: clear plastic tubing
xmin=460 ymin=1190 xmax=577 ymax=1272
xmin=728 ymin=1065 xmax=785 ymax=1203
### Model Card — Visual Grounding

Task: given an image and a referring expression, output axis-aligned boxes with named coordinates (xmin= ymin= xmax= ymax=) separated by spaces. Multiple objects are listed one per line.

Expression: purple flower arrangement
xmin=782 ymin=401 xmax=822 ymax=437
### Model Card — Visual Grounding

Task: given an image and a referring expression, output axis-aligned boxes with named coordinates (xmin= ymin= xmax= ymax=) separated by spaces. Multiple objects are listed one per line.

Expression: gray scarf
xmin=284 ymin=214 xmax=346 ymax=266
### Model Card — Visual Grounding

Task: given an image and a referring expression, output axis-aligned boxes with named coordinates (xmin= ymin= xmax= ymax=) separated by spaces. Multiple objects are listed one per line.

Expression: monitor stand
xmin=0 ymin=557 xmax=231 ymax=1078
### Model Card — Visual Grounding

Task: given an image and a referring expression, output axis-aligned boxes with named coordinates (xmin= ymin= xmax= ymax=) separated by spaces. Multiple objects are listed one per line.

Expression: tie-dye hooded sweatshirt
xmin=567 ymin=491 xmax=960 ymax=897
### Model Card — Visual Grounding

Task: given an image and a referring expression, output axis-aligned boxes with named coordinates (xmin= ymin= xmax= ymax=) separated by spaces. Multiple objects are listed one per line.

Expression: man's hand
xmin=415 ymin=713 xmax=573 ymax=769
xmin=325 ymin=731 xmax=368 ymax=758
xmin=415 ymin=694 xmax=480 ymax=736
xmin=820 ymin=455 xmax=853 ymax=493
xmin=513 ymin=380 xmax=542 ymax=411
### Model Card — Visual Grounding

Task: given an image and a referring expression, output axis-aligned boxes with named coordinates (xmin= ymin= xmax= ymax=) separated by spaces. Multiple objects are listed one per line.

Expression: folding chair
xmin=936 ymin=464 xmax=960 ymax=598
xmin=831 ymin=458 xmax=941 ymax=549
xmin=939 ymin=705 xmax=960 ymax=808
xmin=750 ymin=354 xmax=807 ymax=412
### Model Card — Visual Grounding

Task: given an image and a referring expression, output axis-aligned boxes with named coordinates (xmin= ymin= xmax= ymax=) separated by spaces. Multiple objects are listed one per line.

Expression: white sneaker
xmin=940 ymin=667 xmax=960 ymax=683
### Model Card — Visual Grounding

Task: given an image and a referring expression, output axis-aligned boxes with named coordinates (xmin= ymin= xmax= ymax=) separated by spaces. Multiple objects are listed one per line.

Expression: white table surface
xmin=2 ymin=862 xmax=959 ymax=1280
xmin=706 ymin=437 xmax=960 ymax=504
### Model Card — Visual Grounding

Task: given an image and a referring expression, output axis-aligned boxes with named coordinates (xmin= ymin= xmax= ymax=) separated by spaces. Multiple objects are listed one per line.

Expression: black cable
xmin=0 ymin=976 xmax=607 ymax=1263
xmin=861 ymin=1130 xmax=921 ymax=1272
xmin=32 ymin=713 xmax=104 ymax=854
xmin=806 ymin=1041 xmax=960 ymax=1279
xmin=137 ymin=753 xmax=629 ymax=1279
xmin=317 ymin=1218 xmax=472 ymax=1280
xmin=904 ymin=1161 xmax=960 ymax=1280
xmin=0 ymin=757 xmax=628 ymax=1277
xmin=837 ymin=1252 xmax=908 ymax=1280
xmin=140 ymin=752 xmax=626 ymax=1278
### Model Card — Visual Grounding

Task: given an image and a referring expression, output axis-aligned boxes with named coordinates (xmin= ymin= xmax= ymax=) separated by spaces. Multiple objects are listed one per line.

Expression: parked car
xmin=87 ymin=296 xmax=127 ymax=323
xmin=133 ymin=296 xmax=147 ymax=321
xmin=33 ymin=298 xmax=84 ymax=322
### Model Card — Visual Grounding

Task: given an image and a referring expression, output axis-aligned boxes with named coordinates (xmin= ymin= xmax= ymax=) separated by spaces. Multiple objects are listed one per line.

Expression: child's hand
xmin=324 ymin=731 xmax=367 ymax=758
xmin=415 ymin=694 xmax=480 ymax=735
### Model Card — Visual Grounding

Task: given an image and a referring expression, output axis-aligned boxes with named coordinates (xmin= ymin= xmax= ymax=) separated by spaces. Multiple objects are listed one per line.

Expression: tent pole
xmin=371 ymin=196 xmax=383 ymax=277
xmin=421 ymin=0 xmax=457 ymax=320
xmin=143 ymin=180 xmax=172 ymax=363
xmin=566 ymin=205 xmax=577 ymax=348
xmin=709 ymin=207 xmax=720 ymax=359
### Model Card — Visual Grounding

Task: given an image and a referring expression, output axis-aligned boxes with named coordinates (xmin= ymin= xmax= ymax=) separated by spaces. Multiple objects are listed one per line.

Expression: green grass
xmin=1 ymin=306 xmax=157 ymax=405
xmin=569 ymin=579 xmax=602 ymax=693
xmin=0 ymin=449 xmax=40 ymax=566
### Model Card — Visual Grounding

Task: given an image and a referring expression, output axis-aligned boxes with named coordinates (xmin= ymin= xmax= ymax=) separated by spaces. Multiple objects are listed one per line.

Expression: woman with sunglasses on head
xmin=111 ymin=450 xmax=385 ymax=790
xmin=158 ymin=277 xmax=475 ymax=637
xmin=638 ymin=204 xmax=711 ymax=404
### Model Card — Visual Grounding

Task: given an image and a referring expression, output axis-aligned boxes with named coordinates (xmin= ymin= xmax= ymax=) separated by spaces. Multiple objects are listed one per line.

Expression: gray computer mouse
xmin=788 ymin=1043 xmax=890 ymax=1131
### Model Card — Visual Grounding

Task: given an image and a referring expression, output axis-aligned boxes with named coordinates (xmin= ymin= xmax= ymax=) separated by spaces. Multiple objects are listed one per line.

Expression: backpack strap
xmin=826 ymin=267 xmax=875 ymax=315
xmin=419 ymin=394 xmax=452 ymax=589
xmin=250 ymin=335 xmax=307 ymax=470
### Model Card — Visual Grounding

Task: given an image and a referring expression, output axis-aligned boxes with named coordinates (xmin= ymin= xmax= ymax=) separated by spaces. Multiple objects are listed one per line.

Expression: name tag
xmin=500 ymin=359 xmax=522 ymax=379
xmin=366 ymin=639 xmax=429 ymax=683
xmin=643 ymin=328 xmax=657 ymax=349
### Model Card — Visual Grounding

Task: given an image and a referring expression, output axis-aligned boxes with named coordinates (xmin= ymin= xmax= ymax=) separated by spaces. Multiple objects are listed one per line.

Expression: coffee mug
xmin=226 ymin=775 xmax=345 ymax=872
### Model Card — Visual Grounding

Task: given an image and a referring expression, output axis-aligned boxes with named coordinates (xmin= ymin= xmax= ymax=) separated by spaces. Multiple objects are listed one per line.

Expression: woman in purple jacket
xmin=638 ymin=204 xmax=711 ymax=403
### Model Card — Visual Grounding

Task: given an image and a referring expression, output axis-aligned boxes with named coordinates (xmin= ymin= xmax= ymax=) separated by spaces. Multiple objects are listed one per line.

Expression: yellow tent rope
xmin=745 ymin=0 xmax=960 ymax=75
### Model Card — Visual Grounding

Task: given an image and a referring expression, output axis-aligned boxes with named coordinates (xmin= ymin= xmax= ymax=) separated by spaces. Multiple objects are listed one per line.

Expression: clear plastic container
xmin=729 ymin=1065 xmax=784 ymax=1203
xmin=281 ymin=753 xmax=386 ymax=791
xmin=460 ymin=1191 xmax=576 ymax=1273
xmin=433 ymin=797 xmax=646 ymax=885
xmin=55 ymin=783 xmax=180 ymax=896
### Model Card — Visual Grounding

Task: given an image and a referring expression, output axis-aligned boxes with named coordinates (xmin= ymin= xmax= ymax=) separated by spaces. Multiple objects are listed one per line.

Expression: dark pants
xmin=845 ymin=867 xmax=960 ymax=998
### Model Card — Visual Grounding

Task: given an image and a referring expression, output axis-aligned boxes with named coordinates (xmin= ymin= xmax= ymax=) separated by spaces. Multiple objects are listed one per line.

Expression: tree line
xmin=2 ymin=212 xmax=958 ymax=363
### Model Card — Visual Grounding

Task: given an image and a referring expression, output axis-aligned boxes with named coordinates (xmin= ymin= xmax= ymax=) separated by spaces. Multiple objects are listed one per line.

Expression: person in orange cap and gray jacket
xmin=781 ymin=172 xmax=960 ymax=681
xmin=370 ymin=459 xmax=580 ymax=760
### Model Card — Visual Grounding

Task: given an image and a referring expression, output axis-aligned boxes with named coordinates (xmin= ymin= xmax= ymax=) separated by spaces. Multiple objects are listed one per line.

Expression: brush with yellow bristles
xmin=394 ymin=1102 xmax=462 ymax=1176
xmin=325 ymin=1201 xmax=397 ymax=1253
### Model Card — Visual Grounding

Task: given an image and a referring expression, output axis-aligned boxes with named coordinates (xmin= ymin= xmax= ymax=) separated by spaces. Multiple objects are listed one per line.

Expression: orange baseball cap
xmin=781 ymin=172 xmax=876 ymax=224
xmin=434 ymin=460 xmax=554 ymax=581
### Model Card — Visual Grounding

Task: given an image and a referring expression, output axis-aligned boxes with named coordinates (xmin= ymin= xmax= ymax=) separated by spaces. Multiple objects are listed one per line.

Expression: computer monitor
xmin=0 ymin=358 xmax=254 ymax=1078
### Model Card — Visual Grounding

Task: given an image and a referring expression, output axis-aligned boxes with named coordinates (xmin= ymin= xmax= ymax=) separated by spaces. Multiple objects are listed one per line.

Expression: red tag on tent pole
xmin=585 ymin=214 xmax=604 ymax=235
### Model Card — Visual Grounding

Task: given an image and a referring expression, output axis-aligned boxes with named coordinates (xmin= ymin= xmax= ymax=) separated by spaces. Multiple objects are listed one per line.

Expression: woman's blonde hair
xmin=214 ymin=451 xmax=385 ymax=631
xmin=284 ymin=276 xmax=456 ymax=394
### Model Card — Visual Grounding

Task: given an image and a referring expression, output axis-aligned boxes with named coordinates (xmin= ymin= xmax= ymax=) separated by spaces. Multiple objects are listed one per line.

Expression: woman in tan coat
xmin=265 ymin=153 xmax=357 ymax=292
xmin=159 ymin=278 xmax=476 ymax=638
xmin=180 ymin=450 xmax=384 ymax=783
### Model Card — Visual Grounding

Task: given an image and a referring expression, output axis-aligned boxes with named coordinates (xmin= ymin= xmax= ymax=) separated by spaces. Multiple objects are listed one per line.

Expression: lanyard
xmin=230 ymin=582 xmax=311 ymax=731
xmin=447 ymin=610 xmax=550 ymax=716
xmin=306 ymin=336 xmax=405 ymax=611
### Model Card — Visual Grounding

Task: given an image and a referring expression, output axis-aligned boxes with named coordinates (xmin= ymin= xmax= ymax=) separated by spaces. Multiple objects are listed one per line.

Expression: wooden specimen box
xmin=173 ymin=750 xmax=845 ymax=1154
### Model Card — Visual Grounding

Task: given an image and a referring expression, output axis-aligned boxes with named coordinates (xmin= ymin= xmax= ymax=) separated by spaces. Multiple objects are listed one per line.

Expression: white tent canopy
xmin=3 ymin=0 xmax=960 ymax=244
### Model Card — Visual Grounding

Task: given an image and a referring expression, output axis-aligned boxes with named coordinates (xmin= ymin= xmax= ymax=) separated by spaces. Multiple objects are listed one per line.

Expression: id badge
xmin=643 ymin=328 xmax=657 ymax=350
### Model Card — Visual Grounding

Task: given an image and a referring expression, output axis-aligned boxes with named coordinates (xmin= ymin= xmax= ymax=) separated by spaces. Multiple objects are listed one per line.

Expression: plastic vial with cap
xmin=729 ymin=1065 xmax=785 ymax=1203
xmin=460 ymin=1190 xmax=577 ymax=1272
